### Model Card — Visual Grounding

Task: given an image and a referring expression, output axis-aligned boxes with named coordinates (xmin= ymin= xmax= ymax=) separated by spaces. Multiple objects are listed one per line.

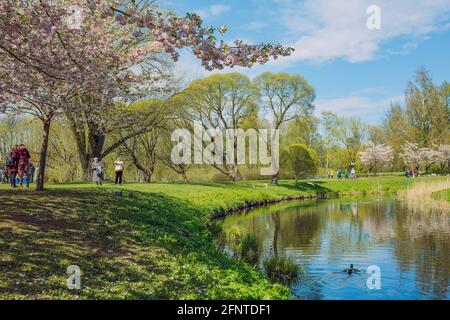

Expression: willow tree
xmin=322 ymin=112 xmax=368 ymax=167
xmin=254 ymin=72 xmax=315 ymax=183
xmin=283 ymin=144 xmax=319 ymax=185
xmin=177 ymin=73 xmax=257 ymax=181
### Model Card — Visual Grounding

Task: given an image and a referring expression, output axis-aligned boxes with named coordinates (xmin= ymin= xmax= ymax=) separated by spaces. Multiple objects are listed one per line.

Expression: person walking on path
xmin=337 ymin=169 xmax=342 ymax=180
xmin=16 ymin=144 xmax=31 ymax=188
xmin=91 ymin=158 xmax=105 ymax=186
xmin=114 ymin=157 xmax=124 ymax=185
xmin=350 ymin=167 xmax=356 ymax=179
xmin=344 ymin=168 xmax=349 ymax=180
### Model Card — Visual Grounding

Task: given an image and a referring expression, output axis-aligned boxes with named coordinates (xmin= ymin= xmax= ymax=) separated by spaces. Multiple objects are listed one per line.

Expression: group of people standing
xmin=327 ymin=167 xmax=357 ymax=180
xmin=1 ymin=144 xmax=35 ymax=188
xmin=1 ymin=152 xmax=123 ymax=188
xmin=405 ymin=169 xmax=418 ymax=178
xmin=91 ymin=157 xmax=124 ymax=186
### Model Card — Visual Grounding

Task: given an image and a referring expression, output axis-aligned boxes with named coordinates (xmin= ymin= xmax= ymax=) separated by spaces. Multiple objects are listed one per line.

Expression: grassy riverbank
xmin=0 ymin=176 xmax=443 ymax=299
xmin=432 ymin=188 xmax=450 ymax=201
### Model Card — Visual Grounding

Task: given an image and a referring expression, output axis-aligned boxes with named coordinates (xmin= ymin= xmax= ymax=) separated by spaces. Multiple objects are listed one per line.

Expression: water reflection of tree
xmin=223 ymin=198 xmax=450 ymax=299
xmin=270 ymin=207 xmax=324 ymax=300
xmin=268 ymin=206 xmax=323 ymax=256
xmin=391 ymin=201 xmax=450 ymax=299
xmin=267 ymin=207 xmax=324 ymax=256
xmin=272 ymin=212 xmax=280 ymax=257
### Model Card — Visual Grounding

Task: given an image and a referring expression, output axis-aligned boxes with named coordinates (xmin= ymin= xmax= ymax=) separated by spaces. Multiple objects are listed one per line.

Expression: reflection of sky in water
xmin=221 ymin=198 xmax=450 ymax=300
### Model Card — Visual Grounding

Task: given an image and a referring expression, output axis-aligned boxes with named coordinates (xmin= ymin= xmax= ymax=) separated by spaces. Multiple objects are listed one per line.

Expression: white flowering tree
xmin=400 ymin=142 xmax=450 ymax=175
xmin=400 ymin=142 xmax=423 ymax=176
xmin=359 ymin=141 xmax=394 ymax=174
xmin=432 ymin=144 xmax=450 ymax=173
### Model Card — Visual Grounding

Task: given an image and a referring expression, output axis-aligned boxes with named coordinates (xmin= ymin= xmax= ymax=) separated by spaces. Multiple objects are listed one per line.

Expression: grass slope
xmin=0 ymin=176 xmax=435 ymax=299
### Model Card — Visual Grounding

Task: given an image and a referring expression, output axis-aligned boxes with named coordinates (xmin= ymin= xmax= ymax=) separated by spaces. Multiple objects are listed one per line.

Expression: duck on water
xmin=343 ymin=264 xmax=360 ymax=275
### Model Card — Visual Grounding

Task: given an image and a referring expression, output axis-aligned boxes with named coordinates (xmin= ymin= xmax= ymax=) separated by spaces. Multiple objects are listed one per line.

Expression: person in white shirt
xmin=350 ymin=168 xmax=356 ymax=179
xmin=114 ymin=157 xmax=124 ymax=185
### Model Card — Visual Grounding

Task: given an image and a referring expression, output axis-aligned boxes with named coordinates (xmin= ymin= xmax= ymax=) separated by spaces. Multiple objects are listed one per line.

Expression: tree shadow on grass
xmin=0 ymin=188 xmax=284 ymax=299
xmin=275 ymin=181 xmax=332 ymax=194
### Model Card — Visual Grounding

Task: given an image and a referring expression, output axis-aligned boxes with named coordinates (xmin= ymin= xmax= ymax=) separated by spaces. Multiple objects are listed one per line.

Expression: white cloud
xmin=315 ymin=94 xmax=404 ymax=119
xmin=273 ymin=0 xmax=450 ymax=64
xmin=195 ymin=4 xmax=230 ymax=20
xmin=244 ymin=21 xmax=269 ymax=31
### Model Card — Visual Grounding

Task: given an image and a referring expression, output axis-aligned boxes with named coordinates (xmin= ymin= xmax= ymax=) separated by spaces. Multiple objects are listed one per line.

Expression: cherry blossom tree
xmin=0 ymin=0 xmax=293 ymax=190
xmin=359 ymin=141 xmax=394 ymax=174
xmin=400 ymin=142 xmax=450 ymax=175
xmin=400 ymin=142 xmax=423 ymax=176
xmin=434 ymin=144 xmax=450 ymax=172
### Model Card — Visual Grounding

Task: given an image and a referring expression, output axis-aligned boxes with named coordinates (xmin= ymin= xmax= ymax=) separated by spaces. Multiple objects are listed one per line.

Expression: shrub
xmin=263 ymin=256 xmax=299 ymax=284
xmin=240 ymin=234 xmax=260 ymax=266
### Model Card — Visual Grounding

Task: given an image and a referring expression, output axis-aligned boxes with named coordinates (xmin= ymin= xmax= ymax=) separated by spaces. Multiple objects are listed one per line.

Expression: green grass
xmin=0 ymin=175 xmax=443 ymax=299
xmin=432 ymin=188 xmax=450 ymax=201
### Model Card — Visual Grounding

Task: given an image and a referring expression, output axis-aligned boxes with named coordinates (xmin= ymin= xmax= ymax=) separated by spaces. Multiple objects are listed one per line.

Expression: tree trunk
xmin=81 ymin=160 xmax=90 ymax=181
xmin=228 ymin=165 xmax=241 ymax=181
xmin=271 ymin=174 xmax=279 ymax=185
xmin=143 ymin=170 xmax=153 ymax=183
xmin=36 ymin=119 xmax=51 ymax=191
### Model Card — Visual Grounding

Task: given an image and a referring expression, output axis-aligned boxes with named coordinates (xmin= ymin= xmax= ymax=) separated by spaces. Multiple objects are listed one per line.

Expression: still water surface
xmin=220 ymin=197 xmax=450 ymax=300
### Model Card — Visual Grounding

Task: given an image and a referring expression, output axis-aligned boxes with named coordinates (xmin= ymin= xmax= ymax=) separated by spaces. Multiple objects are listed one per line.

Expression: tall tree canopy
xmin=0 ymin=0 xmax=293 ymax=189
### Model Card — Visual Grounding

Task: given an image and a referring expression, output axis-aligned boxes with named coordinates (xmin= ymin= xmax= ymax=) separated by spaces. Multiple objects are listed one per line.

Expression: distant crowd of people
xmin=326 ymin=167 xmax=357 ymax=180
xmin=0 ymin=144 xmax=35 ymax=188
xmin=405 ymin=169 xmax=418 ymax=178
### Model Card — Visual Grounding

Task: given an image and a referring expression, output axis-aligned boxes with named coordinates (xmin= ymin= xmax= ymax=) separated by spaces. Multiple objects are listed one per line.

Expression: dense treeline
xmin=1 ymin=68 xmax=449 ymax=184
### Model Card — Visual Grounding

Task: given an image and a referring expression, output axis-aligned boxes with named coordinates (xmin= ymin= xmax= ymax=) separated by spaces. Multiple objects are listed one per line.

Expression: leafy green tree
xmin=405 ymin=68 xmax=449 ymax=146
xmin=283 ymin=144 xmax=319 ymax=184
xmin=117 ymin=99 xmax=178 ymax=183
xmin=178 ymin=73 xmax=256 ymax=181
xmin=382 ymin=103 xmax=409 ymax=170
xmin=367 ymin=125 xmax=386 ymax=145
xmin=283 ymin=116 xmax=321 ymax=148
xmin=322 ymin=112 xmax=367 ymax=166
xmin=253 ymin=72 xmax=315 ymax=183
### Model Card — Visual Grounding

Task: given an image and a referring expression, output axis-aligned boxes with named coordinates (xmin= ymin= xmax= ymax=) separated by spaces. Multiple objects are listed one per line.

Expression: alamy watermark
xmin=366 ymin=264 xmax=381 ymax=290
xmin=67 ymin=265 xmax=81 ymax=290
xmin=171 ymin=122 xmax=280 ymax=176
xmin=367 ymin=5 xmax=381 ymax=30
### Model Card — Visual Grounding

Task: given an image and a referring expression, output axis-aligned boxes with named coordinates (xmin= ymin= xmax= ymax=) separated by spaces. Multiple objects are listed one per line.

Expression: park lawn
xmin=0 ymin=176 xmax=441 ymax=299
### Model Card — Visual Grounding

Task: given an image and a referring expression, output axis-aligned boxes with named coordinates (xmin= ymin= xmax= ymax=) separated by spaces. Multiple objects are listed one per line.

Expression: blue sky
xmin=160 ymin=0 xmax=450 ymax=124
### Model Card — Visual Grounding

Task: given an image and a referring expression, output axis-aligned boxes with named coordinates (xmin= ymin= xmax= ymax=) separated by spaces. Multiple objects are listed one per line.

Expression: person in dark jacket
xmin=28 ymin=162 xmax=35 ymax=183
xmin=7 ymin=145 xmax=19 ymax=188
